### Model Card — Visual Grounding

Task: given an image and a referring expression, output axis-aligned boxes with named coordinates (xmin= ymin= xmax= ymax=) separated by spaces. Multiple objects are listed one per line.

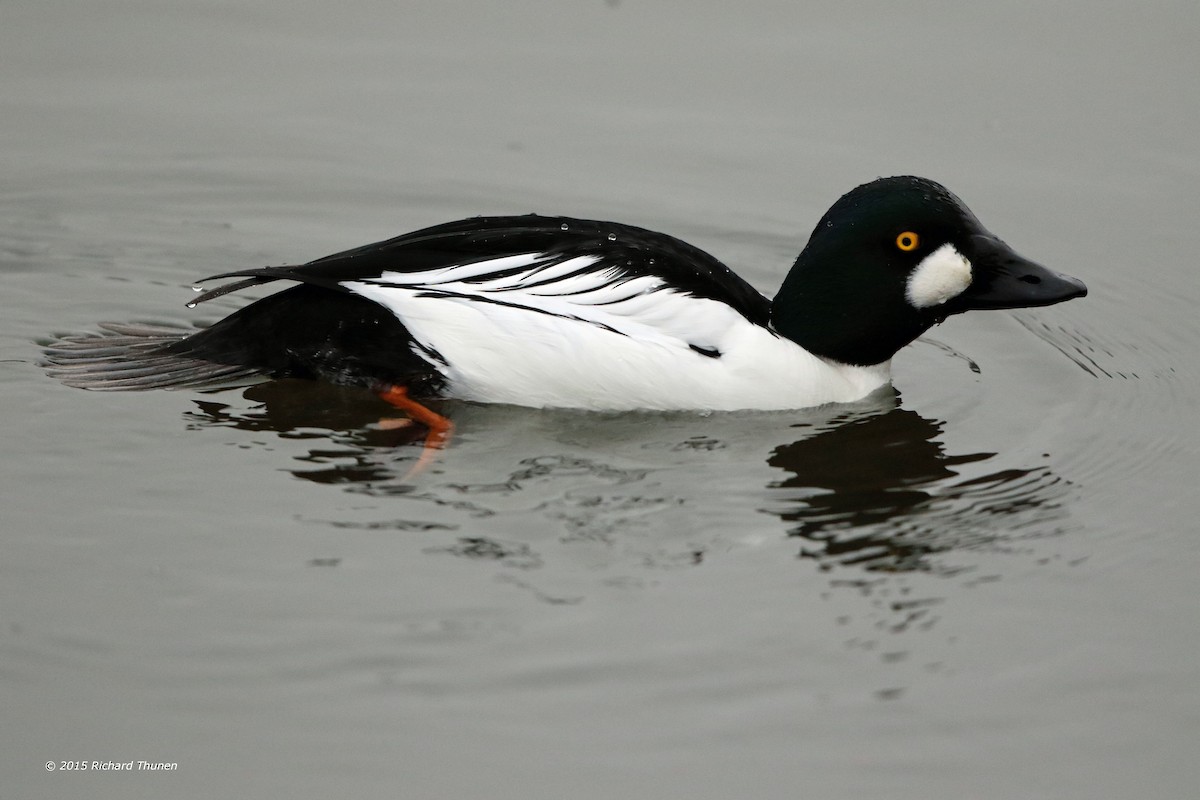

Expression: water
xmin=4 ymin=1 xmax=1200 ymax=798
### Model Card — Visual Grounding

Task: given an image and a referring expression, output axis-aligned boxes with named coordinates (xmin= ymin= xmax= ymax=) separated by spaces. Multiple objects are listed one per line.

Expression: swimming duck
xmin=44 ymin=176 xmax=1086 ymax=447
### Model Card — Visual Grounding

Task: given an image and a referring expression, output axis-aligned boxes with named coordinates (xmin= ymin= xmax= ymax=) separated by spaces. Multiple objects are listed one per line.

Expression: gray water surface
xmin=4 ymin=2 xmax=1199 ymax=798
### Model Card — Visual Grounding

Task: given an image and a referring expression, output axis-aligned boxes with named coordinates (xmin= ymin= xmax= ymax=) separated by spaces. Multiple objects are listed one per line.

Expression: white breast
xmin=343 ymin=256 xmax=890 ymax=411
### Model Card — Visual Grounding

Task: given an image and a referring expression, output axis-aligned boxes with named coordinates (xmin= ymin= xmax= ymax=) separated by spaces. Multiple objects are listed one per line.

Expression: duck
xmin=44 ymin=175 xmax=1087 ymax=451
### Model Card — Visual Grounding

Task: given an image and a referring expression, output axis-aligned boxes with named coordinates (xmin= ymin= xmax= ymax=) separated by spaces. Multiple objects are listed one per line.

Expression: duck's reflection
xmin=768 ymin=407 xmax=1072 ymax=574
xmin=184 ymin=381 xmax=1073 ymax=578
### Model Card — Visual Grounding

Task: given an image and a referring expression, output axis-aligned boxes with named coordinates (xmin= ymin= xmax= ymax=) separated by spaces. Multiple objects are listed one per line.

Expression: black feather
xmin=190 ymin=215 xmax=771 ymax=326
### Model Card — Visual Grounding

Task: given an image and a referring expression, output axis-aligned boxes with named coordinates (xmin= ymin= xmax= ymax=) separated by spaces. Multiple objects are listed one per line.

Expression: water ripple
xmin=1012 ymin=313 xmax=1177 ymax=383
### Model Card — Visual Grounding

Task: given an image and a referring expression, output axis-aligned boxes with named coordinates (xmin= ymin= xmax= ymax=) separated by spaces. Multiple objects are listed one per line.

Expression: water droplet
xmin=560 ymin=223 xmax=569 ymax=231
xmin=185 ymin=301 xmax=197 ymax=309
xmin=607 ymin=233 xmax=617 ymax=241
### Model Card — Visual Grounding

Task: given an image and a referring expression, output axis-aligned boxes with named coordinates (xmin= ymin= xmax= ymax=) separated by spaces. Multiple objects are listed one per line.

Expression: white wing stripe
xmin=367 ymin=253 xmax=603 ymax=290
xmin=346 ymin=253 xmax=675 ymax=313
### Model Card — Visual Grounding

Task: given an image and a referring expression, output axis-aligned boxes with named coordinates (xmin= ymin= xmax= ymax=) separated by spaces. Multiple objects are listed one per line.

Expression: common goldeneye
xmin=44 ymin=176 xmax=1087 ymax=448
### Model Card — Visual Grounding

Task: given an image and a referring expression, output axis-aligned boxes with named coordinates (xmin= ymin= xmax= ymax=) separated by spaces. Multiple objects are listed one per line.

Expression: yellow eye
xmin=895 ymin=231 xmax=920 ymax=251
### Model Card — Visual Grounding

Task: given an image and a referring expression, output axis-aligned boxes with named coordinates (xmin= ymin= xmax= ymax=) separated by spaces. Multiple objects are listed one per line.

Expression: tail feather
xmin=42 ymin=323 xmax=265 ymax=391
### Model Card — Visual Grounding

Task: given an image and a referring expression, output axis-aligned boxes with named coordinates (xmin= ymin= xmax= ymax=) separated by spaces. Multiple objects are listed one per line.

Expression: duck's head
xmin=771 ymin=176 xmax=1087 ymax=366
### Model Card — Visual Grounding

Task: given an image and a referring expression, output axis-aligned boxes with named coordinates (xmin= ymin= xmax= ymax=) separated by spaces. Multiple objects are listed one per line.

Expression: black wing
xmin=191 ymin=215 xmax=772 ymax=326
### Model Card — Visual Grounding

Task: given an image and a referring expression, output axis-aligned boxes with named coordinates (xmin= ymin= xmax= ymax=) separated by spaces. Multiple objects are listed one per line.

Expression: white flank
xmin=906 ymin=243 xmax=972 ymax=309
xmin=344 ymin=254 xmax=891 ymax=411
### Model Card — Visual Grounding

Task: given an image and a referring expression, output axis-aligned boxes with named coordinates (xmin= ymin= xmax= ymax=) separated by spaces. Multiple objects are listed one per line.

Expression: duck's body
xmin=169 ymin=216 xmax=890 ymax=411
xmin=44 ymin=177 xmax=1087 ymax=419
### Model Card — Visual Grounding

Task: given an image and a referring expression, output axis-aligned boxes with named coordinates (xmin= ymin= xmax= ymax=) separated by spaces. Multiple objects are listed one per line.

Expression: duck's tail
xmin=41 ymin=323 xmax=264 ymax=391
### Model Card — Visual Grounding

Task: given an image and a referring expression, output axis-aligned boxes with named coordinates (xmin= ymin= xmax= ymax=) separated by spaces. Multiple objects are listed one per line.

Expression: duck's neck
xmin=769 ymin=256 xmax=931 ymax=368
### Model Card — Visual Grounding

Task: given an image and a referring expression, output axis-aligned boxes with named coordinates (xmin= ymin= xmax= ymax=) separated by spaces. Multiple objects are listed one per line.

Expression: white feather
xmin=344 ymin=254 xmax=890 ymax=410
xmin=906 ymin=243 xmax=973 ymax=309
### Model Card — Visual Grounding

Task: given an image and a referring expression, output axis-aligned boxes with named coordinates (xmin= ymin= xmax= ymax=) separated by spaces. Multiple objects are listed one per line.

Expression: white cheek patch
xmin=906 ymin=243 xmax=973 ymax=309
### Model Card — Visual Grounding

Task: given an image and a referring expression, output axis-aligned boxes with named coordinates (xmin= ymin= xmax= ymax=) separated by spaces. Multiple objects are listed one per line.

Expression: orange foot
xmin=377 ymin=385 xmax=454 ymax=476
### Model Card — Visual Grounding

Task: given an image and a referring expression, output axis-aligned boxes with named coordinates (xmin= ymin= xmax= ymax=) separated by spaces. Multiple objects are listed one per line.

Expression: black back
xmin=193 ymin=215 xmax=772 ymax=328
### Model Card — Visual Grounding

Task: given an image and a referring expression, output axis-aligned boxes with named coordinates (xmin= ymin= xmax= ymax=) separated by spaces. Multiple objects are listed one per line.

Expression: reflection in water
xmin=185 ymin=379 xmax=435 ymax=484
xmin=182 ymin=378 xmax=1084 ymax=657
xmin=764 ymin=407 xmax=1078 ymax=663
xmin=768 ymin=408 xmax=1073 ymax=575
xmin=185 ymin=380 xmax=1075 ymax=583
